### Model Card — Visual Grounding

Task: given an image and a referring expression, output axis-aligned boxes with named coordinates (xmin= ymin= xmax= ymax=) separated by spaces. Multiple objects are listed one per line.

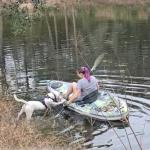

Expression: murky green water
xmin=0 ymin=5 xmax=150 ymax=149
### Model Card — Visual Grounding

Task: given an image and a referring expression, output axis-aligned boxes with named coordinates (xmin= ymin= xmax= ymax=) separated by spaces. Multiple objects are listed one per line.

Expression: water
xmin=0 ymin=5 xmax=150 ymax=149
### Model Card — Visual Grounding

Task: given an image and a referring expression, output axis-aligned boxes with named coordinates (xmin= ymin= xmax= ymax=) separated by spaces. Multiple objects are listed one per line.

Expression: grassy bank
xmin=80 ymin=0 xmax=149 ymax=6
xmin=0 ymin=0 xmax=150 ymax=7
xmin=0 ymin=96 xmax=80 ymax=150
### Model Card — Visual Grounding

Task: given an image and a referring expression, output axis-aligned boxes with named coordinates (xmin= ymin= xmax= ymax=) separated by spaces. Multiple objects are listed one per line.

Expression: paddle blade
xmin=91 ymin=53 xmax=105 ymax=72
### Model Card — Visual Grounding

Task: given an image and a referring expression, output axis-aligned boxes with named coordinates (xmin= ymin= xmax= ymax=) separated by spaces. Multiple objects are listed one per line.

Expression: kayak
xmin=43 ymin=80 xmax=129 ymax=121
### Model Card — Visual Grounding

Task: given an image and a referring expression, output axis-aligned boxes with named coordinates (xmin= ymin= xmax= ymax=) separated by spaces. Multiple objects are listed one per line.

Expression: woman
xmin=64 ymin=66 xmax=99 ymax=104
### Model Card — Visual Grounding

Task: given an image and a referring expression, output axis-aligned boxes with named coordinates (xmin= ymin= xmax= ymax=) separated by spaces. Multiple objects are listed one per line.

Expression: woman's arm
xmin=97 ymin=82 xmax=99 ymax=90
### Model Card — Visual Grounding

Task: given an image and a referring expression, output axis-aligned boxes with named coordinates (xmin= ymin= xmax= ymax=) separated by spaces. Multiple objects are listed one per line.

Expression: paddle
xmin=91 ymin=53 xmax=105 ymax=72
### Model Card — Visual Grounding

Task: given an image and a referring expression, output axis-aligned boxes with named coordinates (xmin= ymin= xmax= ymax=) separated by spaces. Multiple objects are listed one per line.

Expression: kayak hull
xmin=47 ymin=80 xmax=129 ymax=121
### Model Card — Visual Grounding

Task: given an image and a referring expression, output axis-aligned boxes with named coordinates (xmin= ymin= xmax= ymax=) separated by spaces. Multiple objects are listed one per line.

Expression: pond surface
xmin=0 ymin=5 xmax=150 ymax=149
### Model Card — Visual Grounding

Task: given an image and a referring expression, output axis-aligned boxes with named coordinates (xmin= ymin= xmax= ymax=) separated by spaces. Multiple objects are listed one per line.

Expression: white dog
xmin=14 ymin=89 xmax=66 ymax=122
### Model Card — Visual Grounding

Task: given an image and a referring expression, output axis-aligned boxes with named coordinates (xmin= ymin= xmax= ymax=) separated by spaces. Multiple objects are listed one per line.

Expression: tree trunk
xmin=72 ymin=7 xmax=79 ymax=68
xmin=0 ymin=8 xmax=9 ymax=95
xmin=0 ymin=8 xmax=3 ymax=92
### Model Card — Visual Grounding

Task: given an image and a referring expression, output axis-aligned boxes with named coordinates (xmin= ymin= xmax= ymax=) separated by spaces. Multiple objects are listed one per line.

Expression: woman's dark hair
xmin=78 ymin=66 xmax=91 ymax=81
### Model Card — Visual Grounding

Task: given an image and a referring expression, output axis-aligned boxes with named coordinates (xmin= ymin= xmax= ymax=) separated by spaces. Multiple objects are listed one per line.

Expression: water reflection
xmin=0 ymin=5 xmax=150 ymax=149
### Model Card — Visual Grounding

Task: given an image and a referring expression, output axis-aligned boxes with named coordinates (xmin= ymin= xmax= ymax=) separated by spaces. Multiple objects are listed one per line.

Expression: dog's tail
xmin=13 ymin=94 xmax=27 ymax=104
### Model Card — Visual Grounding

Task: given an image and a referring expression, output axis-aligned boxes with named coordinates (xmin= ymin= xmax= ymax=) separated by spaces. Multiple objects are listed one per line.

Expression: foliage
xmin=1 ymin=3 xmax=59 ymax=36
xmin=2 ymin=3 xmax=32 ymax=36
